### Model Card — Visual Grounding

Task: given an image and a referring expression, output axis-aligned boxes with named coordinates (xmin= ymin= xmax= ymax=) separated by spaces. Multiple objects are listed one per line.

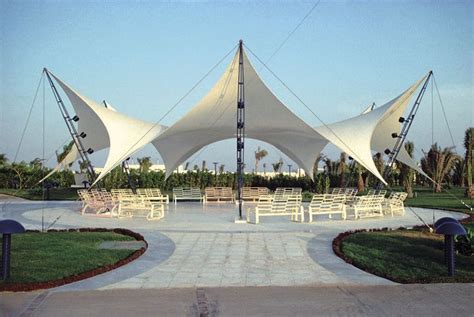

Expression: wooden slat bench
xmin=274 ymin=187 xmax=302 ymax=198
xmin=204 ymin=187 xmax=235 ymax=203
xmin=136 ymin=188 xmax=169 ymax=204
xmin=246 ymin=194 xmax=304 ymax=224
xmin=173 ymin=187 xmax=203 ymax=204
xmin=241 ymin=187 xmax=269 ymax=202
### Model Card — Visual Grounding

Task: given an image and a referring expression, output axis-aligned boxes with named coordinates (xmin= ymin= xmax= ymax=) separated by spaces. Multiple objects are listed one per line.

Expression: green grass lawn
xmin=0 ymin=231 xmax=136 ymax=284
xmin=339 ymin=186 xmax=474 ymax=283
xmin=341 ymin=227 xmax=474 ymax=283
xmin=406 ymin=186 xmax=473 ymax=214
xmin=0 ymin=188 xmax=79 ymax=200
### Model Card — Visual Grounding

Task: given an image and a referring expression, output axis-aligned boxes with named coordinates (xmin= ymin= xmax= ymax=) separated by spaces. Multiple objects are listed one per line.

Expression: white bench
xmin=241 ymin=187 xmax=269 ymax=202
xmin=78 ymin=189 xmax=118 ymax=217
xmin=384 ymin=192 xmax=408 ymax=216
xmin=173 ymin=187 xmax=203 ymax=204
xmin=136 ymin=188 xmax=169 ymax=204
xmin=246 ymin=194 xmax=304 ymax=224
xmin=204 ymin=187 xmax=235 ymax=203
xmin=348 ymin=195 xmax=385 ymax=219
xmin=115 ymin=193 xmax=164 ymax=220
xmin=308 ymin=194 xmax=347 ymax=222
xmin=274 ymin=187 xmax=302 ymax=199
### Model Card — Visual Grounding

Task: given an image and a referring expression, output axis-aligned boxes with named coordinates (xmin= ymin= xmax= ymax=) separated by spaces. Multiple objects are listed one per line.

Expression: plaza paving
xmin=0 ymin=197 xmax=468 ymax=290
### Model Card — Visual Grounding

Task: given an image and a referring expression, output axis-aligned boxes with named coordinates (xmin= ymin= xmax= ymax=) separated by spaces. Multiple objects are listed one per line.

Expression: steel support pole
xmin=236 ymin=40 xmax=245 ymax=220
xmin=378 ymin=71 xmax=433 ymax=189
xmin=43 ymin=69 xmax=97 ymax=184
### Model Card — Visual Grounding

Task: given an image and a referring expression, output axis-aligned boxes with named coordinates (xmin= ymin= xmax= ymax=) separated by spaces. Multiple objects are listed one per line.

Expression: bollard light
xmin=435 ymin=218 xmax=466 ymax=277
xmin=0 ymin=220 xmax=26 ymax=280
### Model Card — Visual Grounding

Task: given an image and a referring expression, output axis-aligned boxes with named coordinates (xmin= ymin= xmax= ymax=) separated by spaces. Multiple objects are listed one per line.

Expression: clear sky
xmin=1 ymin=0 xmax=472 ymax=172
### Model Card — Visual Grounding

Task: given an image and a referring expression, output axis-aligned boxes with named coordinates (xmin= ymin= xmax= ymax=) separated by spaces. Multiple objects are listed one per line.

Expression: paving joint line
xmin=196 ymin=287 xmax=210 ymax=316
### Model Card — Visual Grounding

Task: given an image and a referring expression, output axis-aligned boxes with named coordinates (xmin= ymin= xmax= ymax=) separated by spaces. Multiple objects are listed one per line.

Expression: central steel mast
xmin=236 ymin=40 xmax=245 ymax=220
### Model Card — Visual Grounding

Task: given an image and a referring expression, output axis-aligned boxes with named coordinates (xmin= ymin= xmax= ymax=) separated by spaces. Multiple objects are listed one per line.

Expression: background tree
xmin=201 ymin=160 xmax=207 ymax=171
xmin=272 ymin=158 xmax=283 ymax=173
xmin=79 ymin=160 xmax=89 ymax=173
xmin=137 ymin=157 xmax=152 ymax=173
xmin=313 ymin=154 xmax=324 ymax=180
xmin=263 ymin=163 xmax=267 ymax=175
xmin=219 ymin=164 xmax=225 ymax=174
xmin=184 ymin=161 xmax=190 ymax=171
xmin=452 ymin=158 xmax=465 ymax=187
xmin=323 ymin=157 xmax=336 ymax=176
xmin=254 ymin=147 xmax=268 ymax=173
xmin=399 ymin=141 xmax=415 ymax=198
xmin=349 ymin=159 xmax=365 ymax=192
xmin=337 ymin=152 xmax=347 ymax=187
xmin=421 ymin=143 xmax=460 ymax=193
xmin=464 ymin=128 xmax=473 ymax=197
xmin=56 ymin=141 xmax=74 ymax=165
xmin=0 ymin=153 xmax=8 ymax=166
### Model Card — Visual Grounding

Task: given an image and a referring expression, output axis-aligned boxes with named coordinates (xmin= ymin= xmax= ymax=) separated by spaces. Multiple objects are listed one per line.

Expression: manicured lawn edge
xmin=0 ymin=228 xmax=147 ymax=292
xmin=332 ymin=213 xmax=473 ymax=284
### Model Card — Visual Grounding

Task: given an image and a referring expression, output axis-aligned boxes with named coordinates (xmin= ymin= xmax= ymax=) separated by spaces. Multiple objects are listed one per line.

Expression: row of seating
xmin=78 ymin=187 xmax=408 ymax=224
xmin=246 ymin=188 xmax=408 ymax=224
xmin=78 ymin=188 xmax=166 ymax=220
xmin=172 ymin=187 xmax=270 ymax=204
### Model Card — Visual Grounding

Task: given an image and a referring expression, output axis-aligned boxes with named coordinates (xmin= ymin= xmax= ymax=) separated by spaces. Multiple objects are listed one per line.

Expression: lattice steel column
xmin=236 ymin=40 xmax=245 ymax=220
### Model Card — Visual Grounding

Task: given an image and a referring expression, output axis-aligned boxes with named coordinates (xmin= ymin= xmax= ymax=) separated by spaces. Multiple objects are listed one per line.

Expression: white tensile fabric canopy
xmin=38 ymin=145 xmax=79 ymax=184
xmin=152 ymin=48 xmax=329 ymax=179
xmin=43 ymin=45 xmax=429 ymax=186
xmin=314 ymin=74 xmax=429 ymax=184
xmin=47 ymin=71 xmax=167 ymax=186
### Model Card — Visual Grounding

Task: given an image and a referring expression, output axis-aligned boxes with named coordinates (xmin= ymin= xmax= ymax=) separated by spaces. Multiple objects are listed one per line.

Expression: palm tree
xmin=201 ymin=160 xmax=207 ymax=171
xmin=337 ymin=152 xmax=347 ymax=187
xmin=399 ymin=141 xmax=415 ymax=198
xmin=0 ymin=153 xmax=8 ymax=166
xmin=272 ymin=158 xmax=283 ymax=173
xmin=452 ymin=158 xmax=465 ymax=187
xmin=421 ymin=143 xmax=460 ymax=193
xmin=367 ymin=152 xmax=385 ymax=187
xmin=254 ymin=147 xmax=268 ymax=173
xmin=313 ymin=154 xmax=324 ymax=179
xmin=323 ymin=158 xmax=337 ymax=176
xmin=137 ymin=157 xmax=152 ymax=173
xmin=29 ymin=158 xmax=43 ymax=169
xmin=349 ymin=160 xmax=365 ymax=192
xmin=464 ymin=128 xmax=473 ymax=197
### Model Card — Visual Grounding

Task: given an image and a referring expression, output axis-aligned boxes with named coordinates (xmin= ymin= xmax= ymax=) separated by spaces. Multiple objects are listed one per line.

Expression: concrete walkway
xmin=3 ymin=284 xmax=473 ymax=316
xmin=0 ymin=198 xmax=468 ymax=291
